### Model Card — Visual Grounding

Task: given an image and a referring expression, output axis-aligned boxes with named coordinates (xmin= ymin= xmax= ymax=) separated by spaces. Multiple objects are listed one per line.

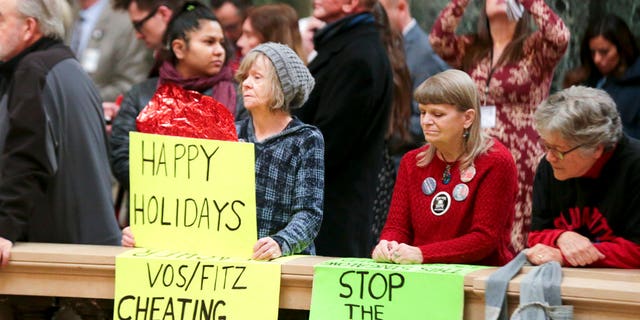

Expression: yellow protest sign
xmin=129 ymin=132 xmax=257 ymax=258
xmin=114 ymin=248 xmax=280 ymax=320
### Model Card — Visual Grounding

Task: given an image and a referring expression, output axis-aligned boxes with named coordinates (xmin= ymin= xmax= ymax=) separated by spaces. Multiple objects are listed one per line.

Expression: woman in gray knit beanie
xmin=235 ymin=42 xmax=325 ymax=260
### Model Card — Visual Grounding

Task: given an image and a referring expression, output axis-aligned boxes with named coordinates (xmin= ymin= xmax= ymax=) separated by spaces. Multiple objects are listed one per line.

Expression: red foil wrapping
xmin=136 ymin=83 xmax=237 ymax=141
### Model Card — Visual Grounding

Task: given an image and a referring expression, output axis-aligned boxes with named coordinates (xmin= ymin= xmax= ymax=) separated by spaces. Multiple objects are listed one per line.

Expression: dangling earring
xmin=463 ymin=128 xmax=470 ymax=141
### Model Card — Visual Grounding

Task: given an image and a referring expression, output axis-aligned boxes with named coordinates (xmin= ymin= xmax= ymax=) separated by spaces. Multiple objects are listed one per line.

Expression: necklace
xmin=440 ymin=151 xmax=462 ymax=185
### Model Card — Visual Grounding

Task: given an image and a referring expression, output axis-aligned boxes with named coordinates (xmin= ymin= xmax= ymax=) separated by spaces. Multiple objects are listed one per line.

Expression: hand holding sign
xmin=121 ymin=226 xmax=135 ymax=247
xmin=252 ymin=237 xmax=282 ymax=261
xmin=0 ymin=237 xmax=11 ymax=267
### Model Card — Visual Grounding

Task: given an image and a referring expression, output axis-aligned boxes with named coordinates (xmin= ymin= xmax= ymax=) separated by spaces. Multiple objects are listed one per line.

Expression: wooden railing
xmin=1 ymin=243 xmax=639 ymax=319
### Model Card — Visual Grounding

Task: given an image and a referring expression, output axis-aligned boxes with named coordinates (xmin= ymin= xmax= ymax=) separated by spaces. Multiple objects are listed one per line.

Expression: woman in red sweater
xmin=372 ymin=69 xmax=518 ymax=266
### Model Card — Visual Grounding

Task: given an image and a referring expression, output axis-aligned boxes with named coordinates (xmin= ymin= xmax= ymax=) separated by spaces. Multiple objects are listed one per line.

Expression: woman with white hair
xmin=234 ymin=42 xmax=324 ymax=260
xmin=527 ymin=86 xmax=640 ymax=268
xmin=372 ymin=69 xmax=517 ymax=266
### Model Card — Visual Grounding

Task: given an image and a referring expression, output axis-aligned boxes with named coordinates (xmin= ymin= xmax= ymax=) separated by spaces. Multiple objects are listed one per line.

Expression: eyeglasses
xmin=132 ymin=6 xmax=159 ymax=33
xmin=540 ymin=142 xmax=584 ymax=160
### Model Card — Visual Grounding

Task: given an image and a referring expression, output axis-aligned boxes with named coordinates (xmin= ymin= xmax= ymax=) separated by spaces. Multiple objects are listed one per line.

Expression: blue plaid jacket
xmin=237 ymin=117 xmax=324 ymax=255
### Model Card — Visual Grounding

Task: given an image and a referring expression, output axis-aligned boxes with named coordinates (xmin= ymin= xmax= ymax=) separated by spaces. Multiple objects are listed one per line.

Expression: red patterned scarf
xmin=158 ymin=61 xmax=236 ymax=114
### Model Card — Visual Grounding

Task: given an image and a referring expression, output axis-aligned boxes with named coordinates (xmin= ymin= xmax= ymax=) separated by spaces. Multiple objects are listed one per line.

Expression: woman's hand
xmin=390 ymin=243 xmax=423 ymax=264
xmin=556 ymin=231 xmax=605 ymax=266
xmin=252 ymin=237 xmax=282 ymax=261
xmin=0 ymin=237 xmax=12 ymax=267
xmin=526 ymin=243 xmax=564 ymax=265
xmin=372 ymin=240 xmax=399 ymax=262
xmin=121 ymin=226 xmax=136 ymax=247
xmin=103 ymin=101 xmax=120 ymax=135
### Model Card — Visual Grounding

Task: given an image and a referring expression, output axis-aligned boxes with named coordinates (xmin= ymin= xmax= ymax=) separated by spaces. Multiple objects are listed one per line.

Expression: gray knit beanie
xmin=250 ymin=42 xmax=315 ymax=110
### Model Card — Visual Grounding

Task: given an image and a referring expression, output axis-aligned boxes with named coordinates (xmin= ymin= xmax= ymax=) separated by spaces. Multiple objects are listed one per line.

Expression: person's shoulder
xmin=619 ymin=58 xmax=640 ymax=83
xmin=480 ymin=139 xmax=517 ymax=166
xmin=234 ymin=117 xmax=250 ymax=141
xmin=289 ymin=118 xmax=324 ymax=143
xmin=485 ymin=138 xmax=509 ymax=155
xmin=339 ymin=35 xmax=389 ymax=74
xmin=120 ymin=78 xmax=158 ymax=111
xmin=405 ymin=22 xmax=428 ymax=40
xmin=301 ymin=124 xmax=324 ymax=141
xmin=400 ymin=144 xmax=428 ymax=167
xmin=313 ymin=24 xmax=383 ymax=68
xmin=138 ymin=77 xmax=159 ymax=88
xmin=17 ymin=44 xmax=72 ymax=76
xmin=617 ymin=136 xmax=640 ymax=166
xmin=596 ymin=136 xmax=640 ymax=189
xmin=128 ymin=77 xmax=158 ymax=94
xmin=338 ymin=20 xmax=384 ymax=51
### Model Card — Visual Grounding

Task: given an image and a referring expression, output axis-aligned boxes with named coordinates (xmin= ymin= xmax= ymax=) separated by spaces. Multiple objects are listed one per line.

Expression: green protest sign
xmin=309 ymin=258 xmax=489 ymax=320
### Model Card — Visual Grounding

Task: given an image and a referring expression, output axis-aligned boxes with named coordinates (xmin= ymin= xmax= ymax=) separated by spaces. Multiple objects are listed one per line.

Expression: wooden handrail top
xmin=1 ymin=242 xmax=639 ymax=318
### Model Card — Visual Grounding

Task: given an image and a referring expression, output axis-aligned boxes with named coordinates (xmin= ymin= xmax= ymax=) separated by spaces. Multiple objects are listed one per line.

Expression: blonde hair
xmin=414 ymin=69 xmax=492 ymax=170
xmin=235 ymin=52 xmax=286 ymax=111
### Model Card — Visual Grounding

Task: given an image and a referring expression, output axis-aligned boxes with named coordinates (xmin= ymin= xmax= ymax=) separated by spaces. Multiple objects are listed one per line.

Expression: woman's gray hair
xmin=17 ymin=0 xmax=66 ymax=40
xmin=534 ymin=86 xmax=623 ymax=151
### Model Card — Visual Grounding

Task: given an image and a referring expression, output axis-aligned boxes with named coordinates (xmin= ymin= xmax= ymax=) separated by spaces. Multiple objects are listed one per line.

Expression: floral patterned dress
xmin=430 ymin=0 xmax=570 ymax=250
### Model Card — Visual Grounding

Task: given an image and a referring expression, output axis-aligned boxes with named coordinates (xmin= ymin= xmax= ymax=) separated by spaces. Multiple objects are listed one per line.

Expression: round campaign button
xmin=430 ymin=191 xmax=451 ymax=216
xmin=460 ymin=166 xmax=476 ymax=183
xmin=453 ymin=183 xmax=469 ymax=201
xmin=421 ymin=177 xmax=437 ymax=195
xmin=92 ymin=29 xmax=104 ymax=40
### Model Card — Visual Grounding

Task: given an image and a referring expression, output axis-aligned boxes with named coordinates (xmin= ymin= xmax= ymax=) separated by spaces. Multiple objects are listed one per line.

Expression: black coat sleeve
xmin=110 ymin=79 xmax=155 ymax=190
xmin=0 ymin=64 xmax=55 ymax=242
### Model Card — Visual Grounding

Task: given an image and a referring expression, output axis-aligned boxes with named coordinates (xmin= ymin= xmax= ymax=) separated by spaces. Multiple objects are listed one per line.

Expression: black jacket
xmin=587 ymin=58 xmax=640 ymax=139
xmin=531 ymin=135 xmax=640 ymax=268
xmin=295 ymin=13 xmax=393 ymax=257
xmin=110 ymin=77 xmax=158 ymax=190
xmin=0 ymin=38 xmax=119 ymax=244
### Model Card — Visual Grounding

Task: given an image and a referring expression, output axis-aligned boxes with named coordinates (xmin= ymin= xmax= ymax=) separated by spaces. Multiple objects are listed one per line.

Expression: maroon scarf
xmin=158 ymin=61 xmax=236 ymax=114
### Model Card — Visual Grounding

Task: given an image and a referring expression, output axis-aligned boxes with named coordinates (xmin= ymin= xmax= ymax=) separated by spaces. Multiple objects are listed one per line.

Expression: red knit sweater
xmin=380 ymin=139 xmax=517 ymax=266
